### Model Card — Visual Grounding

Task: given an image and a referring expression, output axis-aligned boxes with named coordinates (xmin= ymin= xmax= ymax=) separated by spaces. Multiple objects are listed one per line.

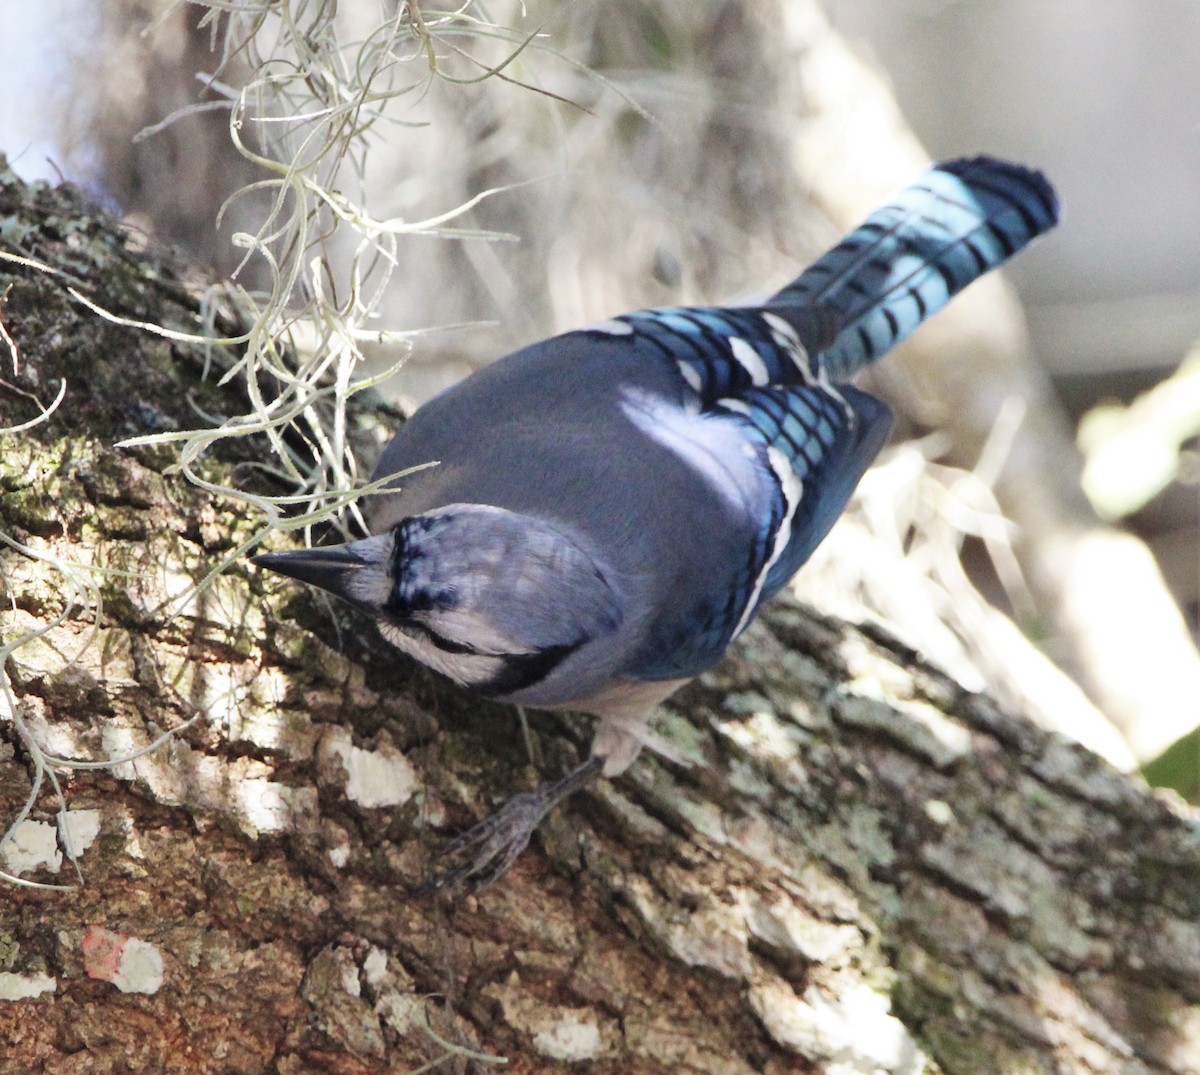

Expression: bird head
xmin=251 ymin=506 xmax=622 ymax=697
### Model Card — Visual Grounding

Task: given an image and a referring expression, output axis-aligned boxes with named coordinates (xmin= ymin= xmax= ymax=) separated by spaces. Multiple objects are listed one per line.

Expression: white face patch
xmin=727 ymin=336 xmax=770 ymax=385
xmin=731 ymin=444 xmax=802 ymax=640
xmin=584 ymin=318 xmax=634 ymax=335
xmin=378 ymin=621 xmax=511 ymax=688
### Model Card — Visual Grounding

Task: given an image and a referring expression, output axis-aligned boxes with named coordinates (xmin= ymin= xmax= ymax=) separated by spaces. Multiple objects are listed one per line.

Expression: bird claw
xmin=414 ymin=790 xmax=546 ymax=895
xmin=414 ymin=755 xmax=604 ymax=896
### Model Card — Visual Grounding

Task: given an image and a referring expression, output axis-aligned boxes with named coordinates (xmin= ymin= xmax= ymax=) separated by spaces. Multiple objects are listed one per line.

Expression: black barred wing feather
xmin=728 ymin=384 xmax=894 ymax=603
xmin=600 ymin=306 xmax=823 ymax=401
xmin=629 ymin=384 xmax=891 ymax=681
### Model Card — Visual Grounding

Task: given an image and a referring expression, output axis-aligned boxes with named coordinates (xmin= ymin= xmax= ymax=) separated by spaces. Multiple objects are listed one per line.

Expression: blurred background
xmin=2 ymin=0 xmax=1196 ymax=791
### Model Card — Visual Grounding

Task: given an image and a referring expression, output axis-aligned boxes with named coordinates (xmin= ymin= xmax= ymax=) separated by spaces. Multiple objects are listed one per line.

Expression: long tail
xmin=770 ymin=156 xmax=1059 ymax=382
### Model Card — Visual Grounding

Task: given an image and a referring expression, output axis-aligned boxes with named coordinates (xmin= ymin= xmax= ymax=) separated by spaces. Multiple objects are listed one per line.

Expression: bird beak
xmin=251 ymin=544 xmax=372 ymax=610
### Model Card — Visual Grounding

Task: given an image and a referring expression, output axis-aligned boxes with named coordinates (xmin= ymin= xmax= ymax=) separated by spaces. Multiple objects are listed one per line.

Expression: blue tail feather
xmin=769 ymin=156 xmax=1059 ymax=382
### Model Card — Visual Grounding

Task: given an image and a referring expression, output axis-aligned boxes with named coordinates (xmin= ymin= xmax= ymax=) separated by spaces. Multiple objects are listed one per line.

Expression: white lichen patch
xmin=924 ymin=799 xmax=955 ymax=826
xmin=624 ymin=876 xmax=754 ymax=979
xmin=0 ymin=612 xmax=88 ymax=683
xmin=115 ymin=813 xmax=146 ymax=861
xmin=150 ymin=561 xmax=209 ymax=614
xmin=375 ymin=990 xmax=427 ymax=1037
xmin=738 ymin=889 xmax=863 ymax=966
xmin=722 ymin=813 xmax=789 ymax=871
xmin=485 ymin=972 xmax=616 ymax=1062
xmin=837 ymin=633 xmax=920 ymax=698
xmin=720 ymin=706 xmax=805 ymax=763
xmin=533 ymin=1012 xmax=604 ymax=1062
xmin=227 ymin=668 xmax=320 ymax=759
xmin=362 ymin=947 xmax=427 ymax=1037
xmin=83 ymin=927 xmax=165 ymax=995
xmin=302 ymin=946 xmax=386 ymax=1059
xmin=101 ymin=720 xmax=187 ymax=805
xmin=339 ymin=953 xmax=361 ymax=997
xmin=102 ymin=720 xmax=318 ymax=837
xmin=362 ymin=947 xmax=389 ymax=987
xmin=318 ymin=726 xmax=418 ymax=809
xmin=750 ymin=975 xmax=927 ymax=1074
xmin=194 ymin=663 xmax=253 ymax=731
xmin=111 ymin=937 xmax=165 ymax=995
xmin=233 ymin=776 xmax=319 ymax=837
xmin=646 ymin=707 xmax=710 ymax=768
xmin=661 ymin=792 xmax=729 ymax=847
xmin=0 ymin=972 xmax=56 ymax=1000
xmin=11 ymin=695 xmax=91 ymax=762
xmin=58 ymin=809 xmax=102 ymax=858
xmin=0 ymin=820 xmax=62 ymax=875
xmin=318 ymin=818 xmax=353 ymax=871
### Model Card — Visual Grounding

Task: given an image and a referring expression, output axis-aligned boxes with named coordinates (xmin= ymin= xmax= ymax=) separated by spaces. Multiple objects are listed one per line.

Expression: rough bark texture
xmin=2 ymin=170 xmax=1200 ymax=1075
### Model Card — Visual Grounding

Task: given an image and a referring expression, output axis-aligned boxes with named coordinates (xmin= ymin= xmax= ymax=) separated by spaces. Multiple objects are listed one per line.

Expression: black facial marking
xmin=473 ymin=642 xmax=582 ymax=698
xmin=408 ymin=621 xmax=478 ymax=656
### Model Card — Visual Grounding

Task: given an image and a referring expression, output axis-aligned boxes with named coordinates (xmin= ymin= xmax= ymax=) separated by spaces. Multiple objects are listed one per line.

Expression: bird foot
xmin=415 ymin=755 xmax=604 ymax=895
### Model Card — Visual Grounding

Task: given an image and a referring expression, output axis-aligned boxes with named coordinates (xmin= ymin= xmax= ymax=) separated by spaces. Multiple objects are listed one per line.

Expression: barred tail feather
xmin=770 ymin=156 xmax=1059 ymax=382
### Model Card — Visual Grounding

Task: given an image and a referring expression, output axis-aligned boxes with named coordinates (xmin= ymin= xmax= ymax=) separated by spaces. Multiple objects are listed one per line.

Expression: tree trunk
xmin=2 ymin=165 xmax=1199 ymax=1075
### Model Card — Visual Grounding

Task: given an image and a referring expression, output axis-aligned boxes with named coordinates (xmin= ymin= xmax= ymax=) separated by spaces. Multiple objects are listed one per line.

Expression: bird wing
xmin=624 ymin=379 xmax=891 ymax=681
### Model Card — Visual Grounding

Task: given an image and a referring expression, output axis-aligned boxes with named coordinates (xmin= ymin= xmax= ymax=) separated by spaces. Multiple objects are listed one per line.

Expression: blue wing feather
xmin=627 ymin=384 xmax=892 ymax=680
xmin=609 ymin=306 xmax=815 ymax=402
xmin=587 ymin=157 xmax=1055 ymax=681
xmin=749 ymin=385 xmax=893 ymax=598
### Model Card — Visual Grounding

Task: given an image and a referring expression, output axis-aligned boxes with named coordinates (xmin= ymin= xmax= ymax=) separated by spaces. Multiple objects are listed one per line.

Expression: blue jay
xmin=253 ymin=156 xmax=1058 ymax=892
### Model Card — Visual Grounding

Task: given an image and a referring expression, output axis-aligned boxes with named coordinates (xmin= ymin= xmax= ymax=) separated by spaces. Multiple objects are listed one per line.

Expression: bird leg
xmin=415 ymin=754 xmax=605 ymax=895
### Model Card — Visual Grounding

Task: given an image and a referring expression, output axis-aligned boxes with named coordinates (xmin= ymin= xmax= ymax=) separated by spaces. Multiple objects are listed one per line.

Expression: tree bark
xmin=2 ymin=166 xmax=1199 ymax=1075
